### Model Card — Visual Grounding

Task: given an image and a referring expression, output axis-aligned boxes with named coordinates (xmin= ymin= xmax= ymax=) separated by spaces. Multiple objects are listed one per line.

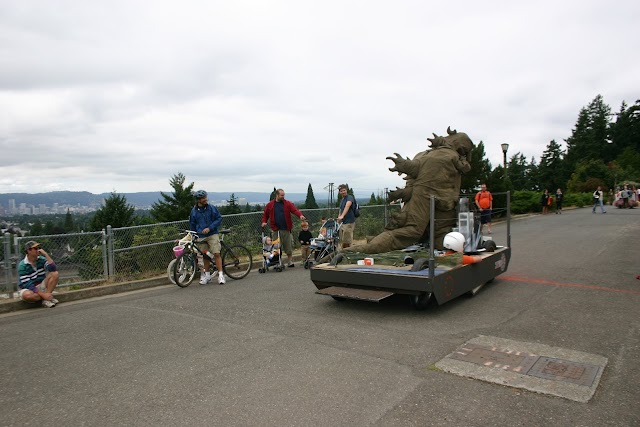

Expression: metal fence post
xmin=107 ymin=226 xmax=114 ymax=278
xmin=2 ymin=233 xmax=13 ymax=295
xmin=101 ymin=229 xmax=109 ymax=279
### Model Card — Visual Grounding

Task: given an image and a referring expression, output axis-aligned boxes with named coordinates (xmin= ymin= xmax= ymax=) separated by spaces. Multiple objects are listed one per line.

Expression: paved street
xmin=1 ymin=207 xmax=639 ymax=426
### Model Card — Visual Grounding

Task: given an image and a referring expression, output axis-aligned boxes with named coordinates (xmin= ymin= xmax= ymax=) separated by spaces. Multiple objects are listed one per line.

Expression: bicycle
xmin=172 ymin=229 xmax=253 ymax=287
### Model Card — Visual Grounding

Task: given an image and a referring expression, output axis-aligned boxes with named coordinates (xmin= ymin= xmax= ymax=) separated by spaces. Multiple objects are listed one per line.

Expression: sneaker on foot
xmin=199 ymin=272 xmax=211 ymax=285
xmin=42 ymin=300 xmax=55 ymax=308
xmin=218 ymin=273 xmax=226 ymax=285
xmin=287 ymin=263 xmax=295 ymax=268
xmin=50 ymin=297 xmax=59 ymax=305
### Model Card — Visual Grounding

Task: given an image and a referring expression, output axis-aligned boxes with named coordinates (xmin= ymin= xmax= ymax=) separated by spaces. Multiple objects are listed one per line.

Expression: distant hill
xmin=0 ymin=191 xmax=309 ymax=209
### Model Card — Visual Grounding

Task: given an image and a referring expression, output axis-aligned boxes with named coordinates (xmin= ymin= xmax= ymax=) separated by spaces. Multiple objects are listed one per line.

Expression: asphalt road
xmin=1 ymin=207 xmax=639 ymax=427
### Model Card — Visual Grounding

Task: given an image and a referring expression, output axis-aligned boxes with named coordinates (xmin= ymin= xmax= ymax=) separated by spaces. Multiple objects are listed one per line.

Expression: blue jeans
xmin=592 ymin=199 xmax=606 ymax=213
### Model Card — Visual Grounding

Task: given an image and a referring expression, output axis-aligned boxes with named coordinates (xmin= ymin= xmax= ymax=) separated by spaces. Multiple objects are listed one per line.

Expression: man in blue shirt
xmin=337 ymin=184 xmax=357 ymax=249
xmin=17 ymin=241 xmax=59 ymax=308
xmin=190 ymin=190 xmax=225 ymax=284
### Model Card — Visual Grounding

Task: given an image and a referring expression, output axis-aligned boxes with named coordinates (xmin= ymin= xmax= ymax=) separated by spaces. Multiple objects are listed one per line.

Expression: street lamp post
xmin=501 ymin=143 xmax=509 ymax=176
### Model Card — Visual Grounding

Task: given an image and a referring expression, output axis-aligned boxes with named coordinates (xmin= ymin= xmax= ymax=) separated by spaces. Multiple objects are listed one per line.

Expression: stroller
xmin=303 ymin=218 xmax=342 ymax=268
xmin=259 ymin=231 xmax=285 ymax=273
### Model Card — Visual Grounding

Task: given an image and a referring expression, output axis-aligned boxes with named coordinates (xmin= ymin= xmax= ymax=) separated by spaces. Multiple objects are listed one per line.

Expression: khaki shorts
xmin=18 ymin=283 xmax=46 ymax=301
xmin=340 ymin=222 xmax=355 ymax=244
xmin=197 ymin=234 xmax=221 ymax=254
xmin=276 ymin=230 xmax=293 ymax=256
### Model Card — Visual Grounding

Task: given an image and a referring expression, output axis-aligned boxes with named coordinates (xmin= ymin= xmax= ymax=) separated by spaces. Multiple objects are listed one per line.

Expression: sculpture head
xmin=427 ymin=126 xmax=474 ymax=162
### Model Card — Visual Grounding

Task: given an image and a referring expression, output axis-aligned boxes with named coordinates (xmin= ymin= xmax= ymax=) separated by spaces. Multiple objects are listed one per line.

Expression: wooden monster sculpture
xmin=347 ymin=127 xmax=474 ymax=253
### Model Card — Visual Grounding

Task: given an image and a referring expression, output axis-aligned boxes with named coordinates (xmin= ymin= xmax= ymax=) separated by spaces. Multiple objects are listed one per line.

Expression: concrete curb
xmin=0 ymin=276 xmax=170 ymax=314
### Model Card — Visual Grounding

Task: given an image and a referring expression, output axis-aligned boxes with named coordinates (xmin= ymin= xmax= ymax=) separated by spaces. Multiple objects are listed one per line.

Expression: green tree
xmin=537 ymin=140 xmax=564 ymax=191
xmin=369 ymin=192 xmax=377 ymax=205
xmin=304 ymin=183 xmax=319 ymax=209
xmin=461 ymin=140 xmax=492 ymax=193
xmin=30 ymin=219 xmax=43 ymax=236
xmin=507 ymin=153 xmax=530 ymax=191
xmin=90 ymin=192 xmax=136 ymax=230
xmin=150 ymin=172 xmax=195 ymax=222
xmin=64 ymin=208 xmax=74 ymax=232
xmin=222 ymin=193 xmax=242 ymax=214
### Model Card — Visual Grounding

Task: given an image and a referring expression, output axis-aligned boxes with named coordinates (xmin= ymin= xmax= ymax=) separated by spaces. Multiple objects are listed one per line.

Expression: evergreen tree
xmin=64 ymin=208 xmax=74 ymax=232
xmin=304 ymin=183 xmax=319 ymax=209
xmin=223 ymin=193 xmax=242 ymax=214
xmin=507 ymin=153 xmax=529 ymax=191
xmin=150 ymin=172 xmax=195 ymax=222
xmin=564 ymin=95 xmax=612 ymax=184
xmin=369 ymin=192 xmax=377 ymax=205
xmin=461 ymin=140 xmax=492 ymax=193
xmin=270 ymin=187 xmax=277 ymax=201
xmin=90 ymin=192 xmax=135 ymax=230
xmin=537 ymin=140 xmax=564 ymax=191
xmin=243 ymin=202 xmax=252 ymax=213
xmin=30 ymin=219 xmax=43 ymax=236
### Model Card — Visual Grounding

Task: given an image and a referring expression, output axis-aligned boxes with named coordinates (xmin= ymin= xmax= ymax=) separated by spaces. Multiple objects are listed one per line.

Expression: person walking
xmin=555 ymin=188 xmax=564 ymax=214
xmin=336 ymin=184 xmax=357 ymax=249
xmin=474 ymin=183 xmax=493 ymax=233
xmin=261 ymin=189 xmax=306 ymax=267
xmin=190 ymin=190 xmax=226 ymax=284
xmin=17 ymin=241 xmax=60 ymax=308
xmin=592 ymin=186 xmax=606 ymax=214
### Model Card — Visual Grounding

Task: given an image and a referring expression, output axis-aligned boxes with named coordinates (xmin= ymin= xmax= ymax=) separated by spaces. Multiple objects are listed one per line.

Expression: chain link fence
xmin=1 ymin=204 xmax=399 ymax=294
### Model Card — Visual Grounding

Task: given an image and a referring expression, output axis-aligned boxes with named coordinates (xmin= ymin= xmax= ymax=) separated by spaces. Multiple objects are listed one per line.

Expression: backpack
xmin=352 ymin=197 xmax=360 ymax=217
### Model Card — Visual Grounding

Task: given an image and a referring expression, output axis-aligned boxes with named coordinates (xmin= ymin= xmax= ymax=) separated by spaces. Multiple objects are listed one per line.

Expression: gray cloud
xmin=1 ymin=0 xmax=639 ymax=196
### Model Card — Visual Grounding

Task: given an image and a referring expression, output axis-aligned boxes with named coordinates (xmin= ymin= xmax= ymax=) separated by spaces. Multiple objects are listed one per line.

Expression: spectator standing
xmin=540 ymin=189 xmax=550 ymax=215
xmin=592 ymin=186 xmax=606 ymax=214
xmin=555 ymin=188 xmax=564 ymax=214
xmin=336 ymin=184 xmax=357 ymax=249
xmin=298 ymin=221 xmax=313 ymax=263
xmin=17 ymin=241 xmax=60 ymax=308
xmin=620 ymin=184 xmax=631 ymax=208
xmin=474 ymin=183 xmax=493 ymax=233
xmin=190 ymin=190 xmax=225 ymax=284
xmin=262 ymin=189 xmax=306 ymax=267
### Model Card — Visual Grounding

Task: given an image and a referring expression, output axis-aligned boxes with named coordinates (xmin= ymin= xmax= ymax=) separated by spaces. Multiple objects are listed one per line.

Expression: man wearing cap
xmin=17 ymin=241 xmax=60 ymax=308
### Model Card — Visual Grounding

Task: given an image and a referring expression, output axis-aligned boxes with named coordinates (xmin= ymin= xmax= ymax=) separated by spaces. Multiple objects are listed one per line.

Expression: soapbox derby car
xmin=310 ymin=193 xmax=512 ymax=310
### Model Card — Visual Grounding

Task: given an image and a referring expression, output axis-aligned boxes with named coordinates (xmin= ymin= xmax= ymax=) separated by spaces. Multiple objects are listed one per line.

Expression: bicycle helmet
xmin=193 ymin=190 xmax=207 ymax=199
xmin=443 ymin=232 xmax=465 ymax=253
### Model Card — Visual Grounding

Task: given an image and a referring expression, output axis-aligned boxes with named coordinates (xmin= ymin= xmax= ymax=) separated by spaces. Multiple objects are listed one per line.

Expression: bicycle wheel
xmin=173 ymin=252 xmax=197 ymax=287
xmin=222 ymin=245 xmax=253 ymax=280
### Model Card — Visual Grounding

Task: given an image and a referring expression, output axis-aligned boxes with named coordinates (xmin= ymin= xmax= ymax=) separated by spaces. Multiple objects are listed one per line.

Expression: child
xmin=262 ymin=236 xmax=280 ymax=266
xmin=318 ymin=217 xmax=327 ymax=239
xmin=298 ymin=221 xmax=313 ymax=263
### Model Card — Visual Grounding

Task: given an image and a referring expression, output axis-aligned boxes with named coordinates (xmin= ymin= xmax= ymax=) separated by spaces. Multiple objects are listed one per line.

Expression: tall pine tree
xmin=150 ymin=172 xmax=195 ymax=222
xmin=304 ymin=183 xmax=319 ymax=209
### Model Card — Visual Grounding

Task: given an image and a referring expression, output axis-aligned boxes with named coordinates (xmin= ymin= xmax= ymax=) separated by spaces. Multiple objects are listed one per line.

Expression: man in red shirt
xmin=474 ymin=183 xmax=493 ymax=234
xmin=261 ymin=189 xmax=306 ymax=268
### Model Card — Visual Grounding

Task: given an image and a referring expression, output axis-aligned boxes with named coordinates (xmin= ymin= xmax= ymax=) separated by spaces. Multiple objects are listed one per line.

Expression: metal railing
xmin=1 ymin=205 xmax=399 ymax=294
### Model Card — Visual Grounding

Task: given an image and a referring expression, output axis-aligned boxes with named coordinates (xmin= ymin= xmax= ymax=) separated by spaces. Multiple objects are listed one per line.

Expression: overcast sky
xmin=1 ymin=0 xmax=638 ymax=198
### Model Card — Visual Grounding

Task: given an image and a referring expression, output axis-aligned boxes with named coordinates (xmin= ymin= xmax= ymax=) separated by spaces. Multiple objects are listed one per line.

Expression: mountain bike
xmin=172 ymin=229 xmax=253 ymax=287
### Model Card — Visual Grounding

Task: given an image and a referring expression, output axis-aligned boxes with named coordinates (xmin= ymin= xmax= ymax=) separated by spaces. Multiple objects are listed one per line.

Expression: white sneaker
xmin=50 ymin=297 xmax=59 ymax=304
xmin=218 ymin=273 xmax=226 ymax=285
xmin=42 ymin=300 xmax=56 ymax=308
xmin=199 ymin=272 xmax=211 ymax=285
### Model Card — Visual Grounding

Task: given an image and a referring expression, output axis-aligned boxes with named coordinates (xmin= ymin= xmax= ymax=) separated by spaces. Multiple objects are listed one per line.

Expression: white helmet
xmin=443 ymin=232 xmax=466 ymax=253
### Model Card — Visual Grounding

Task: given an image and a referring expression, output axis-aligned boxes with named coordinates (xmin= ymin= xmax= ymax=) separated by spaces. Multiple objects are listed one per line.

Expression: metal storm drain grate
xmin=436 ymin=336 xmax=608 ymax=402
xmin=450 ymin=344 xmax=540 ymax=374
xmin=526 ymin=357 xmax=600 ymax=387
